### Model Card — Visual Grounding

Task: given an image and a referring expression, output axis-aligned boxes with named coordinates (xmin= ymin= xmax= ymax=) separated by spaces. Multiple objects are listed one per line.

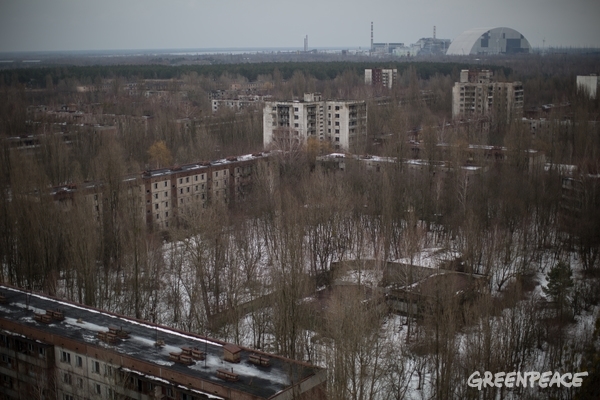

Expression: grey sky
xmin=1 ymin=0 xmax=599 ymax=52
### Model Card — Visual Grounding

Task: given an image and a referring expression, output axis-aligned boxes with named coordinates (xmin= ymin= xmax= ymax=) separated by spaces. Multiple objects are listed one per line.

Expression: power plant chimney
xmin=304 ymin=35 xmax=308 ymax=52
xmin=433 ymin=25 xmax=436 ymax=40
xmin=371 ymin=22 xmax=374 ymax=53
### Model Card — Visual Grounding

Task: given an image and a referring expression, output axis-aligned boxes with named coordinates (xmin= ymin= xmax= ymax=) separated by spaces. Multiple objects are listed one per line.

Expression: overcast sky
xmin=1 ymin=0 xmax=599 ymax=53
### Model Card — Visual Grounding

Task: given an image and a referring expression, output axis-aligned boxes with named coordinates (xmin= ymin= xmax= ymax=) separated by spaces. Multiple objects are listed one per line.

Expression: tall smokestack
xmin=433 ymin=25 xmax=436 ymax=40
xmin=304 ymin=35 xmax=308 ymax=52
xmin=371 ymin=22 xmax=373 ymax=52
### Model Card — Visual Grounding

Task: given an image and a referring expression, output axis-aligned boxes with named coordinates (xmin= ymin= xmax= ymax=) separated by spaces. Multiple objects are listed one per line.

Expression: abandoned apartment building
xmin=0 ymin=285 xmax=326 ymax=400
xmin=48 ymin=152 xmax=272 ymax=232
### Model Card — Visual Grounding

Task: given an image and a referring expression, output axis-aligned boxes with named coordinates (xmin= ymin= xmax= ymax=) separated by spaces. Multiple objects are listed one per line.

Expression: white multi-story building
xmin=365 ymin=68 xmax=397 ymax=89
xmin=577 ymin=74 xmax=598 ymax=99
xmin=263 ymin=93 xmax=367 ymax=152
xmin=452 ymin=69 xmax=524 ymax=120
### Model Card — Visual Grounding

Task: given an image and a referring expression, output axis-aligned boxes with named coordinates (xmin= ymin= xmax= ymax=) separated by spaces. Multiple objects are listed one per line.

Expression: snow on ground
xmin=336 ymin=269 xmax=383 ymax=287
xmin=391 ymin=248 xmax=460 ymax=269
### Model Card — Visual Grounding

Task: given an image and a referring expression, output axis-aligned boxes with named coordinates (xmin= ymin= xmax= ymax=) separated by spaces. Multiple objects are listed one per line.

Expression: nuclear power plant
xmin=368 ymin=23 xmax=531 ymax=57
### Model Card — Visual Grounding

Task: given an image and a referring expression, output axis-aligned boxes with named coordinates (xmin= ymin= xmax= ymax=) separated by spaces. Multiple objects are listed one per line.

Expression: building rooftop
xmin=0 ymin=285 xmax=321 ymax=399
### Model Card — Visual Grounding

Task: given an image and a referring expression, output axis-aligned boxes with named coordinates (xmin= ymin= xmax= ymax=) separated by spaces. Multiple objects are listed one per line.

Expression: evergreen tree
xmin=543 ymin=261 xmax=574 ymax=320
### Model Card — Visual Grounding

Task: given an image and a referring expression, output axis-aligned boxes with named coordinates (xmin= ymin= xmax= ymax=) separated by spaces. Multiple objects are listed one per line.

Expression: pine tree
xmin=543 ymin=261 xmax=574 ymax=320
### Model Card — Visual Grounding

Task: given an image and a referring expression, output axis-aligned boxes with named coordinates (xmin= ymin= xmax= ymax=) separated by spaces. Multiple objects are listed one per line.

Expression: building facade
xmin=0 ymin=286 xmax=326 ymax=400
xmin=365 ymin=68 xmax=397 ymax=89
xmin=50 ymin=153 xmax=271 ymax=232
xmin=577 ymin=75 xmax=598 ymax=99
xmin=263 ymin=93 xmax=367 ymax=152
xmin=452 ymin=69 xmax=524 ymax=120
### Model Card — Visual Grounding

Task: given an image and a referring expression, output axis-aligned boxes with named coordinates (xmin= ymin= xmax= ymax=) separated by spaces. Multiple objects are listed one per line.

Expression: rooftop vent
xmin=223 ymin=343 xmax=242 ymax=363
xmin=169 ymin=351 xmax=194 ymax=365
xmin=108 ymin=326 xmax=130 ymax=339
xmin=34 ymin=309 xmax=64 ymax=324
xmin=216 ymin=368 xmax=239 ymax=382
xmin=181 ymin=346 xmax=206 ymax=360
xmin=248 ymin=353 xmax=271 ymax=367
xmin=97 ymin=326 xmax=129 ymax=345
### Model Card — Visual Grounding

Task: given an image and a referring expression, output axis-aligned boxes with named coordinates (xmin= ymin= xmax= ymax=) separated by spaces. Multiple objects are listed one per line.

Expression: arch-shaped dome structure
xmin=446 ymin=27 xmax=531 ymax=55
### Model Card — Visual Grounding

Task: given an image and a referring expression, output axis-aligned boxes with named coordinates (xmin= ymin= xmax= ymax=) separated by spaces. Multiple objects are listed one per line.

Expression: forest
xmin=0 ymin=53 xmax=599 ymax=399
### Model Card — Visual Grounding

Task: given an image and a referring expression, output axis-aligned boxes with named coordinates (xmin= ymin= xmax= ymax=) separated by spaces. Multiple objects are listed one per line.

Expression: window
xmin=195 ymin=186 xmax=198 ymax=191
xmin=63 ymin=372 xmax=72 ymax=385
xmin=335 ymin=121 xmax=339 ymax=126
xmin=164 ymin=181 xmax=168 ymax=187
xmin=186 ymin=177 xmax=189 ymax=183
xmin=335 ymin=129 xmax=340 ymax=134
xmin=63 ymin=395 xmax=74 ymax=400
xmin=335 ymin=113 xmax=339 ymax=118
xmin=164 ymin=192 xmax=168 ymax=197
xmin=155 ymin=204 xmax=159 ymax=210
xmin=180 ymin=188 xmax=183 ymax=194
xmin=154 ymin=194 xmax=158 ymax=199
xmin=93 ymin=360 xmax=100 ymax=374
xmin=294 ymin=115 xmax=298 ymax=120
xmin=201 ymin=174 xmax=204 ymax=180
xmin=179 ymin=178 xmax=183 ymax=184
xmin=195 ymin=175 xmax=198 ymax=181
xmin=154 ymin=183 xmax=158 ymax=189
xmin=215 ymin=171 xmax=218 ymax=177
xmin=76 ymin=355 xmax=82 ymax=367
xmin=294 ymin=107 xmax=298 ymax=111
xmin=294 ymin=123 xmax=298 ymax=128
xmin=61 ymin=351 xmax=71 ymax=364
xmin=39 ymin=347 xmax=45 ymax=357
xmin=105 ymin=364 xmax=113 ymax=377
xmin=77 ymin=377 xmax=84 ymax=388
xmin=95 ymin=383 xmax=101 ymax=394
xmin=335 ymin=106 xmax=340 ymax=110
xmin=165 ymin=212 xmax=169 ymax=217
xmin=335 ymin=137 xmax=340 ymax=142
xmin=156 ymin=214 xmax=160 ymax=219
xmin=187 ymin=187 xmax=190 ymax=193
xmin=165 ymin=202 xmax=168 ymax=208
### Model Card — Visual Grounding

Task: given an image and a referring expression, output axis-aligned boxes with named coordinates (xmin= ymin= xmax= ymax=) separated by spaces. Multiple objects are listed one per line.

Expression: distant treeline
xmin=0 ymin=61 xmax=512 ymax=88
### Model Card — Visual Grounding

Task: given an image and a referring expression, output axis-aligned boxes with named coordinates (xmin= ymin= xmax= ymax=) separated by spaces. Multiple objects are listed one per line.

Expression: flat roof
xmin=0 ymin=285 xmax=319 ymax=399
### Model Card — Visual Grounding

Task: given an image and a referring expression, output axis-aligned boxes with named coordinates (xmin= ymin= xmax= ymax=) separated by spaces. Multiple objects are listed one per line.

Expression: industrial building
xmin=263 ymin=93 xmax=367 ymax=152
xmin=452 ymin=69 xmax=524 ymax=120
xmin=446 ymin=27 xmax=531 ymax=55
xmin=0 ymin=285 xmax=326 ymax=400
